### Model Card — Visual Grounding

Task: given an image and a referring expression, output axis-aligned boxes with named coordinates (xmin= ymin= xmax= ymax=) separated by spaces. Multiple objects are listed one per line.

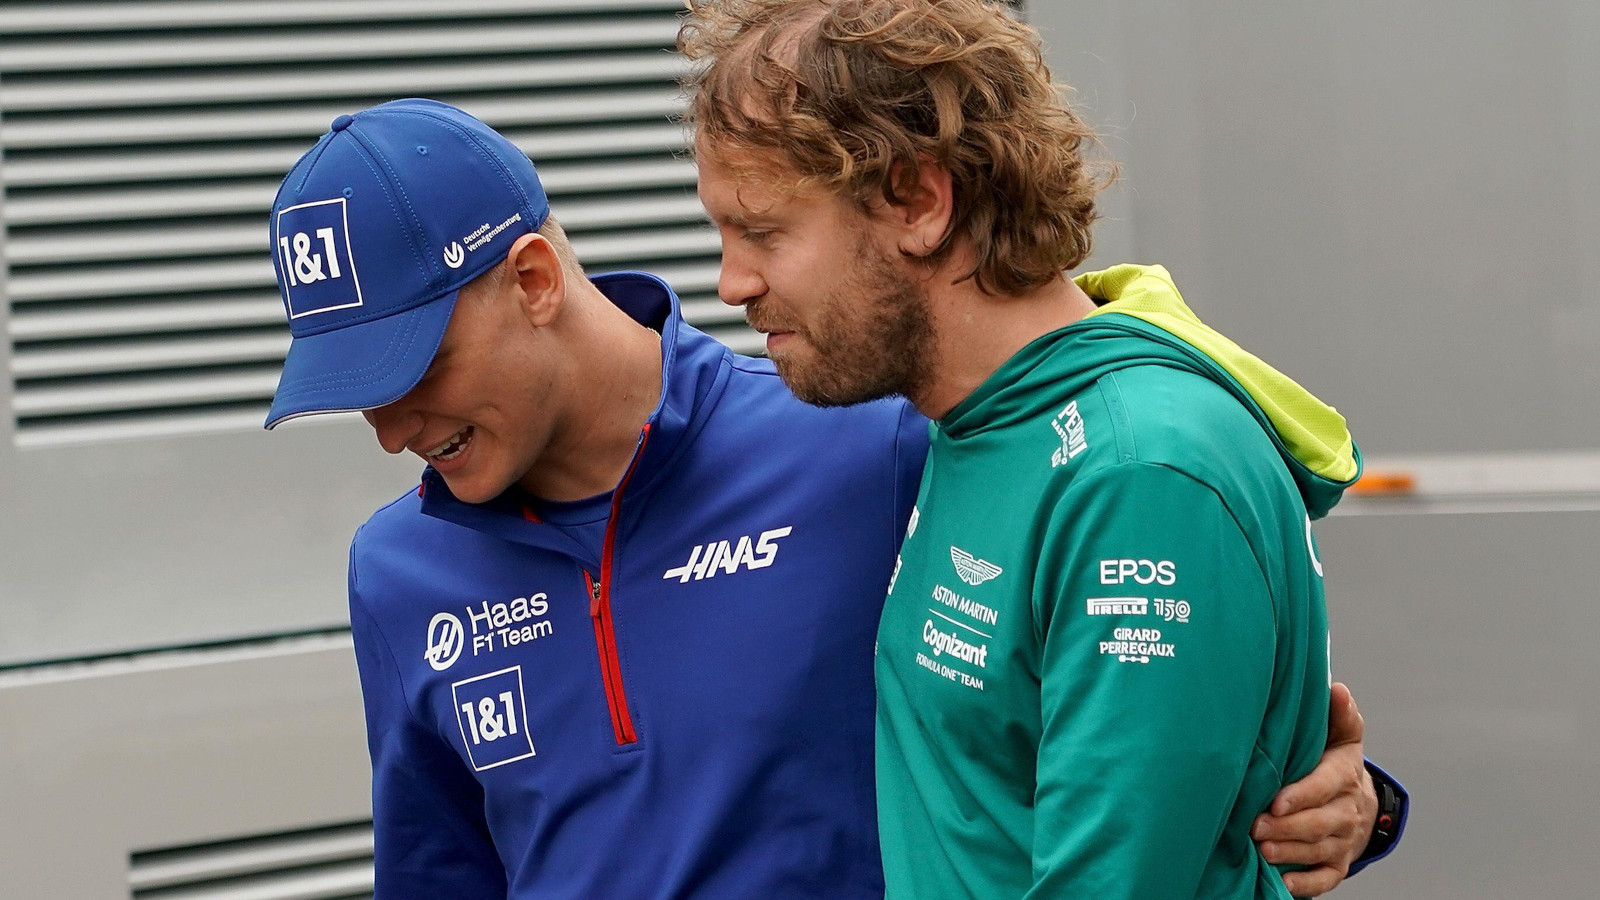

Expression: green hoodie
xmin=875 ymin=265 xmax=1359 ymax=900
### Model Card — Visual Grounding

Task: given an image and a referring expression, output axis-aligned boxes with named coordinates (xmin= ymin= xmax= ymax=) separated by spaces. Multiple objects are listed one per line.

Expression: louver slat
xmin=132 ymin=859 xmax=373 ymax=900
xmin=0 ymin=0 xmax=682 ymax=34
xmin=12 ymin=333 xmax=291 ymax=380
xmin=14 ymin=368 xmax=285 ymax=418
xmin=6 ymin=159 xmax=696 ymax=226
xmin=2 ymin=23 xmax=680 ymax=76
xmin=130 ymin=824 xmax=373 ymax=892
xmin=0 ymin=89 xmax=683 ymax=149
xmin=9 ymin=259 xmax=273 ymax=304
xmin=4 ymin=55 xmax=688 ymax=111
xmin=9 ymin=296 xmax=286 ymax=342
xmin=2 ymin=0 xmax=746 ymax=446
xmin=3 ymin=122 xmax=686 ymax=187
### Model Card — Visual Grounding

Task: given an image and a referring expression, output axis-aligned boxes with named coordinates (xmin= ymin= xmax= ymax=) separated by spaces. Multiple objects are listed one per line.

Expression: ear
xmin=507 ymin=232 xmax=566 ymax=328
xmin=886 ymin=155 xmax=954 ymax=258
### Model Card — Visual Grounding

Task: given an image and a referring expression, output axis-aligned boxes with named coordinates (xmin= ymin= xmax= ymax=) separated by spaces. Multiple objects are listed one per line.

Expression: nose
xmin=716 ymin=244 xmax=766 ymax=308
xmin=363 ymin=403 xmax=422 ymax=455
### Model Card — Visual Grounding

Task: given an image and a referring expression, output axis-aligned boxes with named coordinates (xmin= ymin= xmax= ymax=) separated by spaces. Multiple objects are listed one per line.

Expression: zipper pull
xmin=586 ymin=572 xmax=603 ymax=617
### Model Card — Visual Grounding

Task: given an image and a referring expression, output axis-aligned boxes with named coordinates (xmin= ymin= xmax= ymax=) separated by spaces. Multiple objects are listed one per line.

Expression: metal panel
xmin=1313 ymin=508 xmax=1600 ymax=899
xmin=0 ymin=638 xmax=372 ymax=898
xmin=1035 ymin=0 xmax=1600 ymax=456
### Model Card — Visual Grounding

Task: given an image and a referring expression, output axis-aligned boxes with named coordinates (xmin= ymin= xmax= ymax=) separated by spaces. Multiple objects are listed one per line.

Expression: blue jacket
xmin=348 ymin=272 xmax=929 ymax=899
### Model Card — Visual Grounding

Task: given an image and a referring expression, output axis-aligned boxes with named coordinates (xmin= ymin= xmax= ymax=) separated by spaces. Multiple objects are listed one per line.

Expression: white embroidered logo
xmin=424 ymin=611 xmax=466 ymax=671
xmin=1050 ymin=401 xmax=1088 ymax=467
xmin=664 ymin=526 xmax=794 ymax=583
xmin=950 ymin=546 xmax=1003 ymax=586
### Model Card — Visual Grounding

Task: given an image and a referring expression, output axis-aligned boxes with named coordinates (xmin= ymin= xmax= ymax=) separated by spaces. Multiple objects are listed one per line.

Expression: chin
xmin=438 ymin=471 xmax=505 ymax=505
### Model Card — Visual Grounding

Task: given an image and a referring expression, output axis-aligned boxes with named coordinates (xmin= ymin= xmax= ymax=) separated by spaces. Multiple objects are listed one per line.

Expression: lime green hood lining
xmin=1075 ymin=264 xmax=1361 ymax=487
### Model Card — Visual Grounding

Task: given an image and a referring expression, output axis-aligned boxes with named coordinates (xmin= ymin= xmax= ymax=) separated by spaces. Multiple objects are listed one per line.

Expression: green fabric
xmin=874 ymin=266 xmax=1344 ymax=899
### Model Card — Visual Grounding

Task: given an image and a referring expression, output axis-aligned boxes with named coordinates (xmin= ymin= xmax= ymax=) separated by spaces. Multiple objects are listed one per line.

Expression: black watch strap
xmin=1358 ymin=761 xmax=1406 ymax=864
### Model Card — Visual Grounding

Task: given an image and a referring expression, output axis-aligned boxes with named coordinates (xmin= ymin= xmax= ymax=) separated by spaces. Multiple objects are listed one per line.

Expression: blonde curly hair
xmin=679 ymin=0 xmax=1113 ymax=296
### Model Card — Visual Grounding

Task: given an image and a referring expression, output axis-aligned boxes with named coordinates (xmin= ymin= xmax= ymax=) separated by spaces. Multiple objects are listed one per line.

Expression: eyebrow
xmin=711 ymin=209 xmax=752 ymax=227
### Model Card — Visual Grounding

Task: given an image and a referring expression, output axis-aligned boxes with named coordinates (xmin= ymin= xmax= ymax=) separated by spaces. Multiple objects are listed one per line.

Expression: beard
xmin=748 ymin=245 xmax=934 ymax=408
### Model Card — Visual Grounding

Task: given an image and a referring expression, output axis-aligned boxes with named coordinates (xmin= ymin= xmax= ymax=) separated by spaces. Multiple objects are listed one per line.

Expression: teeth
xmin=425 ymin=427 xmax=470 ymax=459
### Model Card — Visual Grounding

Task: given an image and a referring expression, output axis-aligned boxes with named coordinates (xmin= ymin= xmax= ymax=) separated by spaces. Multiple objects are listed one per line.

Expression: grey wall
xmin=1033 ymin=1 xmax=1600 ymax=895
xmin=1038 ymin=0 xmax=1600 ymax=456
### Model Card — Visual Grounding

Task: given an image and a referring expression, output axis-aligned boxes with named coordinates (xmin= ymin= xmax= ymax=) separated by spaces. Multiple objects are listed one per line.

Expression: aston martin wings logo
xmin=950 ymin=546 xmax=1003 ymax=586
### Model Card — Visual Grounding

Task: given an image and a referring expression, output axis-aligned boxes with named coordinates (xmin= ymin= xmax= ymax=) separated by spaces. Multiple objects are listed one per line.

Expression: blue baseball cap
xmin=264 ymin=98 xmax=549 ymax=429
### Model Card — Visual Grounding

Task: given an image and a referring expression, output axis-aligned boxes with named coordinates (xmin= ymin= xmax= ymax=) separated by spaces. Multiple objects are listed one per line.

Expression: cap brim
xmin=264 ymin=291 xmax=459 ymax=429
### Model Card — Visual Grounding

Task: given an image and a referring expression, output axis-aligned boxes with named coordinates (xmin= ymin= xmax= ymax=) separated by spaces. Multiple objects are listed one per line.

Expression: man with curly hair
xmin=264 ymin=14 xmax=1399 ymax=900
xmin=680 ymin=0 xmax=1406 ymax=897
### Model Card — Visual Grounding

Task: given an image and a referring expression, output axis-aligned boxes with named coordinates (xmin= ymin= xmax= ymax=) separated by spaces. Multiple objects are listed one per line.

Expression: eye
xmin=741 ymin=229 xmax=774 ymax=246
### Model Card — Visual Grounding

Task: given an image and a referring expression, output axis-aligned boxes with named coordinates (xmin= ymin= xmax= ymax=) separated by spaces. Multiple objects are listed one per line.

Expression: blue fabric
xmin=1348 ymin=759 xmax=1410 ymax=876
xmin=348 ymin=272 xmax=930 ymax=899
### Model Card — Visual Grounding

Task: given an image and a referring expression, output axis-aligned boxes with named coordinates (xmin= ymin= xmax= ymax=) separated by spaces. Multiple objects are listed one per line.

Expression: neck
xmin=908 ymin=271 xmax=1100 ymax=420
xmin=518 ymin=282 xmax=663 ymax=502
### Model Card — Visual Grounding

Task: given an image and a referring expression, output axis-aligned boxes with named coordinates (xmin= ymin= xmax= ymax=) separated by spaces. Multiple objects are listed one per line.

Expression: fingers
xmin=1253 ymin=803 xmax=1352 ymax=845
xmin=1280 ymin=864 xmax=1348 ymax=898
xmin=1259 ymin=832 xmax=1351 ymax=866
xmin=1267 ymin=740 xmax=1363 ymax=816
xmin=1326 ymin=682 xmax=1365 ymax=746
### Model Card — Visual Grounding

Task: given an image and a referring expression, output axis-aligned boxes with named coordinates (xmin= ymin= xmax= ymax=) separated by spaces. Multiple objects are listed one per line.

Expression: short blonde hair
xmin=462 ymin=214 xmax=586 ymax=303
xmin=536 ymin=215 xmax=587 ymax=282
xmin=680 ymin=0 xmax=1113 ymax=295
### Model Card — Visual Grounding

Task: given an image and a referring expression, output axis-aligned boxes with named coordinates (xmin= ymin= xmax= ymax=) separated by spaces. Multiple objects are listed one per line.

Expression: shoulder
xmin=352 ymin=484 xmax=428 ymax=556
xmin=1069 ymin=364 xmax=1279 ymax=484
xmin=713 ymin=357 xmax=923 ymax=460
xmin=349 ymin=485 xmax=470 ymax=601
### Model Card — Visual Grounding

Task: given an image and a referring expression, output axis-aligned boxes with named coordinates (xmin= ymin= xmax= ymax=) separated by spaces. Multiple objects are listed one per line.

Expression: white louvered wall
xmin=0 ymin=0 xmax=750 ymax=450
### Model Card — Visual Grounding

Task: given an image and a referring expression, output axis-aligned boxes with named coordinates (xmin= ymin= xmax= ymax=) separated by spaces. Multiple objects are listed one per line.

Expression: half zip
xmin=588 ymin=424 xmax=653 ymax=746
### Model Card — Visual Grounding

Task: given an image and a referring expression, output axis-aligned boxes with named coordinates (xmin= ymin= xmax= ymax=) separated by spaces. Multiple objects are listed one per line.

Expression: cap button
xmin=330 ymin=114 xmax=355 ymax=132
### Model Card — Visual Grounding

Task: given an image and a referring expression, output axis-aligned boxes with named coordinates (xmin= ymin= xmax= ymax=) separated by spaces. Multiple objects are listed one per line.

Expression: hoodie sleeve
xmin=1028 ymin=461 xmax=1291 ymax=898
xmin=349 ymin=552 xmax=507 ymax=900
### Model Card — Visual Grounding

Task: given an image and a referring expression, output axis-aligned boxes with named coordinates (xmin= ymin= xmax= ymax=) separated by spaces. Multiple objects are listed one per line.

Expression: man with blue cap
xmin=266 ymin=99 xmax=1397 ymax=899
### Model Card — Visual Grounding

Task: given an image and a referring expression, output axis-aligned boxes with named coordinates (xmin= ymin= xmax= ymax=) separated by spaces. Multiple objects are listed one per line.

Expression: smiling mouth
xmin=424 ymin=426 xmax=474 ymax=462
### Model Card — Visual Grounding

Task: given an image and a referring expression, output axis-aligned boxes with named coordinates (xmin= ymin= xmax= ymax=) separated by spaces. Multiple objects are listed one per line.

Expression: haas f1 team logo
xmin=951 ymin=546 xmax=1003 ymax=587
xmin=424 ymin=612 xmax=466 ymax=671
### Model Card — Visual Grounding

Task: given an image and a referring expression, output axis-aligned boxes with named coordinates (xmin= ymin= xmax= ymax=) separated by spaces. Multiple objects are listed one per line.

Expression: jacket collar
xmin=416 ymin=271 xmax=732 ymax=558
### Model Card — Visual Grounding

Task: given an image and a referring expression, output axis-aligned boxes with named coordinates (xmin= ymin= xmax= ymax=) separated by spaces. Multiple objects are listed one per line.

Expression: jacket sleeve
xmin=891 ymin=400 xmax=933 ymax=543
xmin=349 ymin=555 xmax=508 ymax=900
xmin=1348 ymin=760 xmax=1409 ymax=875
xmin=1028 ymin=462 xmax=1305 ymax=897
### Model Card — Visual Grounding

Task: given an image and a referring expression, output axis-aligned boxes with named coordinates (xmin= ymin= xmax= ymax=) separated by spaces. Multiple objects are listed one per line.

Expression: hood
xmin=943 ymin=264 xmax=1360 ymax=518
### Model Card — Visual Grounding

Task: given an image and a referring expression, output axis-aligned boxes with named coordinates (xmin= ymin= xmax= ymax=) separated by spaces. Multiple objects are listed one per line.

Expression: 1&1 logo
xmin=274 ymin=197 xmax=364 ymax=318
xmin=452 ymin=666 xmax=536 ymax=771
